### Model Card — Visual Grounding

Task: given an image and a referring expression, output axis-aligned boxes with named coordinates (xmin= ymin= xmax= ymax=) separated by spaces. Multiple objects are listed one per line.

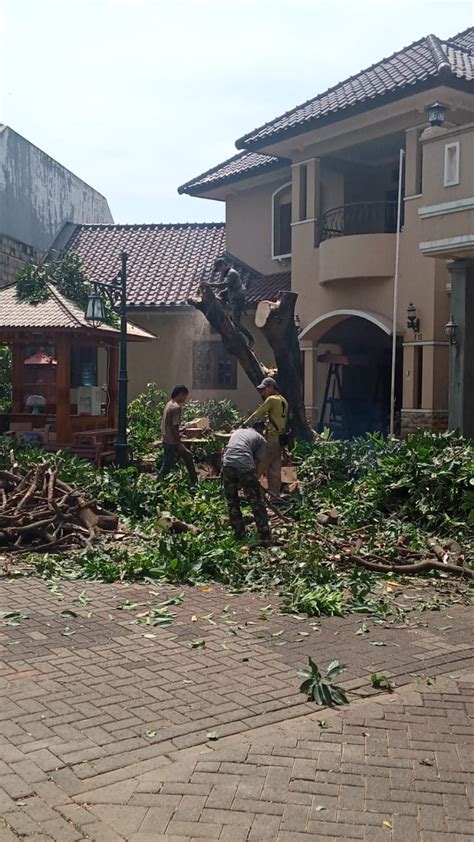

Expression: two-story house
xmin=179 ymin=26 xmax=474 ymax=436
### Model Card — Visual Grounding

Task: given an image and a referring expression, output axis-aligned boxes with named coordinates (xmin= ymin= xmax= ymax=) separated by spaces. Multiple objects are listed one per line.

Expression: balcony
xmin=317 ymin=201 xmax=398 ymax=285
xmin=318 ymin=201 xmax=399 ymax=242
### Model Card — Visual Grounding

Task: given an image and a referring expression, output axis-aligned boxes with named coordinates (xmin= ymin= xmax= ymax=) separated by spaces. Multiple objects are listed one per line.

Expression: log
xmin=0 ymin=460 xmax=121 ymax=554
xmin=258 ymin=291 xmax=313 ymax=441
xmin=189 ymin=286 xmax=313 ymax=441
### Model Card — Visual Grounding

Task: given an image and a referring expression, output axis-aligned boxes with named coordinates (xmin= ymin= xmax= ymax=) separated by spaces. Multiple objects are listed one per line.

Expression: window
xmin=444 ymin=142 xmax=460 ymax=187
xmin=272 ymin=183 xmax=292 ymax=258
xmin=71 ymin=346 xmax=98 ymax=388
xmin=192 ymin=341 xmax=237 ymax=390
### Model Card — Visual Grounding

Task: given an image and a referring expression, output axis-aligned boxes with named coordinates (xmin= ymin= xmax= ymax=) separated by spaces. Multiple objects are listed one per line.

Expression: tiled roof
xmin=236 ymin=29 xmax=474 ymax=149
xmin=178 ymin=150 xmax=290 ymax=196
xmin=64 ymin=223 xmax=226 ymax=308
xmin=62 ymin=223 xmax=290 ymax=308
xmin=0 ymin=282 xmax=153 ymax=339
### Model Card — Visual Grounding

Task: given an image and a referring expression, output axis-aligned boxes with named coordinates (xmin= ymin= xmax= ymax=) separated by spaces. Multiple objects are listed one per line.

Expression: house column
xmin=55 ymin=334 xmax=72 ymax=444
xmin=301 ymin=341 xmax=318 ymax=427
xmin=447 ymin=259 xmax=474 ymax=437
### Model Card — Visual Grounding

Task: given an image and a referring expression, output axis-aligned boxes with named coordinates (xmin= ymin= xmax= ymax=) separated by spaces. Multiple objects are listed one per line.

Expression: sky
xmin=0 ymin=0 xmax=472 ymax=224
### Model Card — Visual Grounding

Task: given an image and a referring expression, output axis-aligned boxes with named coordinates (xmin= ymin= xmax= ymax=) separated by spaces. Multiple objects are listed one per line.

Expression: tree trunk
xmin=257 ymin=291 xmax=313 ymax=441
xmin=189 ymin=285 xmax=265 ymax=387
xmin=189 ymin=286 xmax=313 ymax=442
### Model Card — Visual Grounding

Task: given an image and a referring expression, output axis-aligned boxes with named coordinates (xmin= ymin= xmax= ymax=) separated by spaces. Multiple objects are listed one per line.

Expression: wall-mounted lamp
xmin=427 ymin=101 xmax=446 ymax=128
xmin=445 ymin=314 xmax=458 ymax=345
xmin=406 ymin=302 xmax=420 ymax=333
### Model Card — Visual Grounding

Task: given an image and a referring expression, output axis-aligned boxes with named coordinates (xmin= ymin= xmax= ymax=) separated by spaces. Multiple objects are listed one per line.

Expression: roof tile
xmin=62 ymin=223 xmax=290 ymax=308
xmin=178 ymin=150 xmax=289 ymax=196
xmin=236 ymin=29 xmax=474 ymax=148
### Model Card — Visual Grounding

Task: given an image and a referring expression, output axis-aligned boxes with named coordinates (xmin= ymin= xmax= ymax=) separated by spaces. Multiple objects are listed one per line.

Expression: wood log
xmin=189 ymin=286 xmax=313 ymax=441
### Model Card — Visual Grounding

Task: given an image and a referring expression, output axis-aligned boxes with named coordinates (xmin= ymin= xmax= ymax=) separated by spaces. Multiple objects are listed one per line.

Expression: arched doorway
xmin=300 ymin=311 xmax=402 ymax=438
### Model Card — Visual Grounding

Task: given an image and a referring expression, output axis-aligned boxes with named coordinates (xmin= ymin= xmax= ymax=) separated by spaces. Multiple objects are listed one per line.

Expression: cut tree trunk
xmin=257 ymin=291 xmax=313 ymax=441
xmin=189 ymin=286 xmax=313 ymax=441
xmin=189 ymin=285 xmax=266 ymax=388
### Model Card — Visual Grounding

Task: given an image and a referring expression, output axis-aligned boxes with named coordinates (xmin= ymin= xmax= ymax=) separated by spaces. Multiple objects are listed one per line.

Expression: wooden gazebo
xmin=0 ymin=283 xmax=154 ymax=444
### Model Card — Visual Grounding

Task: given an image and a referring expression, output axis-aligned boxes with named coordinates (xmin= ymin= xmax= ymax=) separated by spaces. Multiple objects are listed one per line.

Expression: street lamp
xmin=84 ymin=251 xmax=130 ymax=467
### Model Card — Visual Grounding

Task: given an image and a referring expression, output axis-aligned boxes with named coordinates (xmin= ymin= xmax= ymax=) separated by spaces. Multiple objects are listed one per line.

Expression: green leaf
xmin=190 ymin=640 xmax=206 ymax=649
xmin=62 ymin=627 xmax=76 ymax=636
xmin=60 ymin=610 xmax=78 ymax=619
xmin=206 ymin=731 xmax=220 ymax=741
xmin=145 ymin=730 xmax=157 ymax=738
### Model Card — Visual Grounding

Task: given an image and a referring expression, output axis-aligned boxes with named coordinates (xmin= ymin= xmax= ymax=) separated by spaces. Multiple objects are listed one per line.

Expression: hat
xmin=257 ymin=376 xmax=277 ymax=390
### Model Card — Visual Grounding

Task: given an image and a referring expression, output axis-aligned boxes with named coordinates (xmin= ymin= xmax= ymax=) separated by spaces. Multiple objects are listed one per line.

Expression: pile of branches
xmin=0 ymin=454 xmax=119 ymax=554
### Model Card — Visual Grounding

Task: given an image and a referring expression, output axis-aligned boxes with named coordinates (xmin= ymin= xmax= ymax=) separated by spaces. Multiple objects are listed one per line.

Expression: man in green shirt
xmin=245 ymin=377 xmax=288 ymax=497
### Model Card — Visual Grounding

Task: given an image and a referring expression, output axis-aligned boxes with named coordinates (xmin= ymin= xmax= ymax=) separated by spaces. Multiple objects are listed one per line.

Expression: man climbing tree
xmin=201 ymin=257 xmax=255 ymax=349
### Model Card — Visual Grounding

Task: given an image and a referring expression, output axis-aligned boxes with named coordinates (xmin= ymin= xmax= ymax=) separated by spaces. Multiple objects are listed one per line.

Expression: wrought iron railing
xmin=318 ymin=201 xmax=400 ymax=243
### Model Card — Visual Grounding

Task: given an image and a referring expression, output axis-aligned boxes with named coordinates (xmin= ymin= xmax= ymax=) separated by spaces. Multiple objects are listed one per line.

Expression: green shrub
xmin=182 ymin=399 xmax=240 ymax=431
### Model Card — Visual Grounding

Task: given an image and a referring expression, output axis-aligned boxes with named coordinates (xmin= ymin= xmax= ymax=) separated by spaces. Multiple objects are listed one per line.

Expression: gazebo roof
xmin=0 ymin=283 xmax=154 ymax=340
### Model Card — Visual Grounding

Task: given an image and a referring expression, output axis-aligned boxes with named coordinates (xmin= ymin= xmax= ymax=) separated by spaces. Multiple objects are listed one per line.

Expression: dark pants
xmin=222 ymin=466 xmax=271 ymax=540
xmin=158 ymin=444 xmax=198 ymax=485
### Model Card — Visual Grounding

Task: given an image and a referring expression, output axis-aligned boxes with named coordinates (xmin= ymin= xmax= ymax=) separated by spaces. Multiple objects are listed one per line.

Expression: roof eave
xmin=236 ymin=75 xmax=473 ymax=152
xmin=178 ymin=158 xmax=291 ymax=198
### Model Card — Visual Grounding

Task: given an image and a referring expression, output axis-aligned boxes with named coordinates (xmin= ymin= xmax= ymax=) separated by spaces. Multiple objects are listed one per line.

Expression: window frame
xmin=192 ymin=341 xmax=237 ymax=390
xmin=271 ymin=181 xmax=292 ymax=260
xmin=444 ymin=141 xmax=460 ymax=187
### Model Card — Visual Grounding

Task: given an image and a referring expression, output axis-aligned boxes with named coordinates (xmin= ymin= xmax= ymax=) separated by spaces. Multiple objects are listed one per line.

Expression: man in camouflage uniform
xmin=222 ymin=421 xmax=272 ymax=545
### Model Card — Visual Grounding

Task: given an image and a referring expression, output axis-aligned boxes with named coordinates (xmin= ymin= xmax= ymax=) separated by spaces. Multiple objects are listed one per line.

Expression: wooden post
xmin=11 ymin=344 xmax=24 ymax=412
xmin=108 ymin=342 xmax=119 ymax=428
xmin=55 ymin=334 xmax=72 ymax=444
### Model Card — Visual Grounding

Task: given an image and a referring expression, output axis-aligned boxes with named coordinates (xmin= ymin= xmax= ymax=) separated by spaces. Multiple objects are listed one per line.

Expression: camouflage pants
xmin=222 ymin=466 xmax=271 ymax=540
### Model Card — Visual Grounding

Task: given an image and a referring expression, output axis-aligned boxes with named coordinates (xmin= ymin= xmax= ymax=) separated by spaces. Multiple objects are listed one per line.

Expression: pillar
xmin=448 ymin=259 xmax=474 ymax=437
xmin=55 ymin=334 xmax=72 ymax=444
xmin=301 ymin=342 xmax=319 ymax=427
xmin=11 ymin=343 xmax=24 ymax=412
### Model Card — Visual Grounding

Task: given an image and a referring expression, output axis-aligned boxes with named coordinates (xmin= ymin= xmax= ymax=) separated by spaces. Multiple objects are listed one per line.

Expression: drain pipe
xmin=389 ymin=148 xmax=405 ymax=438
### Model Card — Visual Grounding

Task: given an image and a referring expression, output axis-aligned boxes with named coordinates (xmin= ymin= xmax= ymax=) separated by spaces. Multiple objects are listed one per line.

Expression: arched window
xmin=272 ymin=182 xmax=292 ymax=259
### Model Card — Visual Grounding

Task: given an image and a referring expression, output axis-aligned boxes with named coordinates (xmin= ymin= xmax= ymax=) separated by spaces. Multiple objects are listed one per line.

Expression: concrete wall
xmin=225 ymin=174 xmax=291 ymax=274
xmin=0 ymin=126 xmax=113 ymax=252
xmin=0 ymin=233 xmax=42 ymax=288
xmin=127 ymin=309 xmax=274 ymax=415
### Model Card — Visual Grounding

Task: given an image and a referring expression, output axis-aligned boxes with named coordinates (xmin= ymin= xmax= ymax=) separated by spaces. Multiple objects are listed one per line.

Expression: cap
xmin=257 ymin=376 xmax=277 ymax=390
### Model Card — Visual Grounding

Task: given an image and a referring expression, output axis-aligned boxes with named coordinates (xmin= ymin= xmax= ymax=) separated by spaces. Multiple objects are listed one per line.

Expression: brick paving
xmin=0 ymin=577 xmax=472 ymax=840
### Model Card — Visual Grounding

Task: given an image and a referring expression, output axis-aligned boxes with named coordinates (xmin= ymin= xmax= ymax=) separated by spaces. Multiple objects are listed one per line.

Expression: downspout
xmin=389 ymin=148 xmax=405 ymax=438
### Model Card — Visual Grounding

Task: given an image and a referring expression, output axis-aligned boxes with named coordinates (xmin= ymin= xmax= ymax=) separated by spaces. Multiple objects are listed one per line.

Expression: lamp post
xmin=84 ymin=251 xmax=130 ymax=467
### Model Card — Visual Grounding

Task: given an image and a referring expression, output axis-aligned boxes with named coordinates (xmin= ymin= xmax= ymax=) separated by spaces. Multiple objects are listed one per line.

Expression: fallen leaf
xmin=60 ymin=610 xmax=78 ymax=620
xmin=62 ymin=627 xmax=76 ymax=636
xmin=143 ymin=633 xmax=157 ymax=639
xmin=370 ymin=641 xmax=387 ymax=647
xmin=383 ymin=820 xmax=392 ymax=829
xmin=314 ymin=805 xmax=326 ymax=812
xmin=145 ymin=730 xmax=157 ymax=738
xmin=420 ymin=758 xmax=433 ymax=766
xmin=206 ymin=731 xmax=219 ymax=741
xmin=191 ymin=615 xmax=197 ymax=622
xmin=190 ymin=639 xmax=206 ymax=649
xmin=318 ymin=720 xmax=328 ymax=729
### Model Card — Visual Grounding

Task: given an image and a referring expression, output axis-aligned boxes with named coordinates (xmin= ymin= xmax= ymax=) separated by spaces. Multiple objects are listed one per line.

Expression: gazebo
xmin=0 ymin=283 xmax=154 ymax=445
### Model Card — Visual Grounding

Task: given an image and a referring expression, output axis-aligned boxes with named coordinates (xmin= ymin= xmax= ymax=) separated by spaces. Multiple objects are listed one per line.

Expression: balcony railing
xmin=318 ymin=201 xmax=400 ymax=244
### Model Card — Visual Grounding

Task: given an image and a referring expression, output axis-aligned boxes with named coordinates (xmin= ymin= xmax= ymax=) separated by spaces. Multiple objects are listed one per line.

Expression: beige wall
xmin=225 ymin=175 xmax=291 ymax=274
xmin=127 ymin=309 xmax=273 ymax=415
